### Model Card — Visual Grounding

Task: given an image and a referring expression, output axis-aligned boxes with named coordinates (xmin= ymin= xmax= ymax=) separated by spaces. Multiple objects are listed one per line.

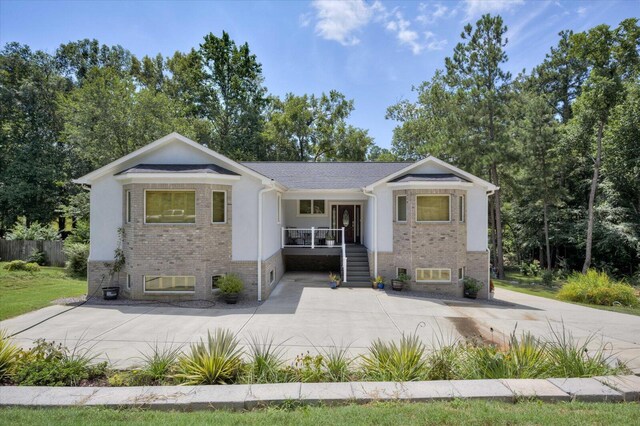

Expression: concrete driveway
xmin=2 ymin=272 xmax=640 ymax=371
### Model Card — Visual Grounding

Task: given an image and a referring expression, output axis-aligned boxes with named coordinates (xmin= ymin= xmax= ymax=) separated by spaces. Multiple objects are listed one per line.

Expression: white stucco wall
xmin=261 ymin=190 xmax=281 ymax=260
xmin=466 ymin=185 xmax=488 ymax=251
xmin=88 ymin=174 xmax=123 ymax=261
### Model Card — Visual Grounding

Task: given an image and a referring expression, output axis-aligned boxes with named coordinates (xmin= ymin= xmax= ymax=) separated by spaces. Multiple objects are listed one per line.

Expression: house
xmin=74 ymin=133 xmax=497 ymax=301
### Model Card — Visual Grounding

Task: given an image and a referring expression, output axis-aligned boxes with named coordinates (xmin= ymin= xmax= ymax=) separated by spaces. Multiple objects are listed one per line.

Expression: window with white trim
xmin=416 ymin=195 xmax=450 ymax=222
xmin=126 ymin=190 xmax=132 ymax=223
xmin=298 ymin=199 xmax=325 ymax=215
xmin=145 ymin=190 xmax=195 ymax=224
xmin=416 ymin=268 xmax=451 ymax=283
xmin=144 ymin=276 xmax=195 ymax=293
xmin=212 ymin=190 xmax=226 ymax=223
xmin=459 ymin=195 xmax=465 ymax=223
xmin=396 ymin=195 xmax=407 ymax=222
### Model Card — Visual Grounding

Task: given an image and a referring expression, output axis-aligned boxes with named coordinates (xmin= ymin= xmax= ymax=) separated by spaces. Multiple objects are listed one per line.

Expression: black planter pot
xmin=391 ymin=279 xmax=405 ymax=291
xmin=102 ymin=287 xmax=120 ymax=300
xmin=224 ymin=293 xmax=239 ymax=304
xmin=464 ymin=290 xmax=478 ymax=299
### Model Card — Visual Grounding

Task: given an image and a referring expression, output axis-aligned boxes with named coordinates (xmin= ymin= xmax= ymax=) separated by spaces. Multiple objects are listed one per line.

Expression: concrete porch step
xmin=343 ymin=281 xmax=372 ymax=288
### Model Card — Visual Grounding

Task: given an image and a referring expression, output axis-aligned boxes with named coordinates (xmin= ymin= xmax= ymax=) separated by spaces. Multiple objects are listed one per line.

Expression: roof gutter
xmin=257 ymin=180 xmax=277 ymax=302
xmin=362 ymin=188 xmax=377 ymax=278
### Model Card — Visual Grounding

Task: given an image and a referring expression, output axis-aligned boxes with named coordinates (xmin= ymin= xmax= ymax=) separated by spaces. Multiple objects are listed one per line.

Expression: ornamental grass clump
xmin=361 ymin=333 xmax=429 ymax=382
xmin=321 ymin=344 xmax=354 ymax=382
xmin=558 ymin=269 xmax=639 ymax=307
xmin=139 ymin=341 xmax=182 ymax=384
xmin=176 ymin=329 xmax=243 ymax=385
xmin=0 ymin=329 xmax=20 ymax=382
xmin=241 ymin=333 xmax=288 ymax=384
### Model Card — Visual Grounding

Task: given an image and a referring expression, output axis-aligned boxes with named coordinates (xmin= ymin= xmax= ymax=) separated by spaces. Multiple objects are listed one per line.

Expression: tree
xmin=567 ymin=19 xmax=639 ymax=272
xmin=199 ymin=31 xmax=268 ymax=160
xmin=56 ymin=39 xmax=134 ymax=83
xmin=0 ymin=43 xmax=68 ymax=229
xmin=60 ymin=67 xmax=195 ymax=170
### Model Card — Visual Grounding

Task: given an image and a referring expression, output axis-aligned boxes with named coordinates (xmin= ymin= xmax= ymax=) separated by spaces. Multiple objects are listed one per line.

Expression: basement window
xmin=144 ymin=276 xmax=195 ymax=293
xmin=416 ymin=268 xmax=451 ymax=283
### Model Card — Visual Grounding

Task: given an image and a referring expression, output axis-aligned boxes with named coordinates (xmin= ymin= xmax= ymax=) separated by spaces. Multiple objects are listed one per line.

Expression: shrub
xmin=175 ymin=329 xmax=243 ymax=385
xmin=138 ymin=341 xmax=182 ymax=384
xmin=65 ymin=221 xmax=90 ymax=244
xmin=12 ymin=339 xmax=106 ymax=386
xmin=6 ymin=219 xmax=59 ymax=241
xmin=216 ymin=274 xmax=244 ymax=294
xmin=361 ymin=333 xmax=428 ymax=382
xmin=286 ymin=352 xmax=325 ymax=383
xmin=462 ymin=277 xmax=483 ymax=293
xmin=0 ymin=329 xmax=20 ymax=382
xmin=3 ymin=260 xmax=40 ymax=272
xmin=558 ymin=269 xmax=639 ymax=307
xmin=519 ymin=260 xmax=541 ymax=277
xmin=541 ymin=270 xmax=554 ymax=287
xmin=63 ymin=242 xmax=89 ymax=276
xmin=27 ymin=249 xmax=47 ymax=266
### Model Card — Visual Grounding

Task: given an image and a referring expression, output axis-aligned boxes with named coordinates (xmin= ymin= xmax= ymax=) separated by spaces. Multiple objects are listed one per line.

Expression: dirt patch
xmin=446 ymin=317 xmax=495 ymax=345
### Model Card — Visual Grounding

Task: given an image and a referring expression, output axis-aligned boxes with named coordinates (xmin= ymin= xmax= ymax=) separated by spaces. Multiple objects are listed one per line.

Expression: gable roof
xmin=242 ymin=162 xmax=410 ymax=190
xmin=73 ymin=133 xmax=274 ymax=186
xmin=390 ymin=173 xmax=470 ymax=183
xmin=116 ymin=164 xmax=239 ymax=176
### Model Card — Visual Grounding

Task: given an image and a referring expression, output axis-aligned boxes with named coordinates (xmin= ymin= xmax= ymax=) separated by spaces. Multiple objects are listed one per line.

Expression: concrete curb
xmin=0 ymin=376 xmax=638 ymax=410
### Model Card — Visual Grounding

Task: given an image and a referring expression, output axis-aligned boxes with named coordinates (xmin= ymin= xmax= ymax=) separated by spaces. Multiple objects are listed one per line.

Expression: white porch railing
xmin=281 ymin=227 xmax=347 ymax=282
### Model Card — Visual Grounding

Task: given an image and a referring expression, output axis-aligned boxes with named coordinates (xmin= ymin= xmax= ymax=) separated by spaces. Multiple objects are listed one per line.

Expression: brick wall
xmin=376 ymin=188 xmax=469 ymax=298
xmin=466 ymin=250 xmax=489 ymax=299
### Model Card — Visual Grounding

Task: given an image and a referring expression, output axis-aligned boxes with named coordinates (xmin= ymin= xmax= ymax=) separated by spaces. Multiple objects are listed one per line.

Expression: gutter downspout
xmin=257 ymin=181 xmax=277 ymax=302
xmin=363 ymin=189 xmax=378 ymax=277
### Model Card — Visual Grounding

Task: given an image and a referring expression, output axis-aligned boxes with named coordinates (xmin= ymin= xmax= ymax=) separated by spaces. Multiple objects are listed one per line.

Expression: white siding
xmin=466 ymin=186 xmax=488 ymax=251
xmin=261 ymin=190 xmax=281 ymax=259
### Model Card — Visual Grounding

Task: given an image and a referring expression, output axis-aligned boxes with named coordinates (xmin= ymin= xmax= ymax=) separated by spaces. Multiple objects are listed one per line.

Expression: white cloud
xmin=385 ymin=11 xmax=447 ymax=54
xmin=577 ymin=6 xmax=587 ymax=17
xmin=424 ymin=31 xmax=448 ymax=50
xmin=416 ymin=3 xmax=449 ymax=24
xmin=299 ymin=12 xmax=311 ymax=28
xmin=311 ymin=0 xmax=383 ymax=46
xmin=463 ymin=0 xmax=525 ymax=19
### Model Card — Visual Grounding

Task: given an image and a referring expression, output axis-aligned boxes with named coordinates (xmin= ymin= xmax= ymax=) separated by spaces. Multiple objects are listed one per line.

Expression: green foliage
xmin=12 ymin=339 xmax=107 ymax=386
xmin=519 ymin=260 xmax=541 ymax=277
xmin=0 ymin=329 xmax=20 ymax=382
xmin=6 ymin=219 xmax=59 ymax=241
xmin=216 ymin=274 xmax=244 ymax=294
xmin=286 ymin=352 xmax=326 ymax=383
xmin=462 ymin=277 xmax=483 ymax=293
xmin=3 ymin=260 xmax=40 ymax=272
xmin=558 ymin=270 xmax=639 ymax=307
xmin=26 ymin=249 xmax=47 ymax=266
xmin=241 ymin=333 xmax=287 ymax=384
xmin=542 ymin=270 xmax=554 ymax=286
xmin=64 ymin=221 xmax=90 ymax=244
xmin=361 ymin=333 xmax=429 ymax=382
xmin=138 ymin=341 xmax=182 ymax=384
xmin=396 ymin=272 xmax=411 ymax=282
xmin=320 ymin=345 xmax=354 ymax=382
xmin=176 ymin=329 xmax=243 ymax=385
xmin=62 ymin=242 xmax=89 ymax=276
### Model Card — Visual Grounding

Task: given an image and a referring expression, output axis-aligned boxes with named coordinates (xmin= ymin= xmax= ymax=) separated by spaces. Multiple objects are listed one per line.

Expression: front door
xmin=338 ymin=205 xmax=355 ymax=244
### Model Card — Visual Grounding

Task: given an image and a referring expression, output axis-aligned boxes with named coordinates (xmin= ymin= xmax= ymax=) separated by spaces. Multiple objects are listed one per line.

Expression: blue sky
xmin=1 ymin=0 xmax=637 ymax=149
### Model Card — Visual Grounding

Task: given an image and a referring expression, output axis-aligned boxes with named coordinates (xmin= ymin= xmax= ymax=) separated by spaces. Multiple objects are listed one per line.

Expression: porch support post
xmin=281 ymin=227 xmax=285 ymax=248
xmin=363 ymin=189 xmax=378 ymax=277
xmin=311 ymin=227 xmax=315 ymax=249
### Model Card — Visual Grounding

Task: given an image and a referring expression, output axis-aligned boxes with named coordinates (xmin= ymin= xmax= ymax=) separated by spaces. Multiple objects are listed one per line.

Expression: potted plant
xmin=391 ymin=272 xmax=410 ymax=291
xmin=325 ymin=233 xmax=335 ymax=247
xmin=217 ymin=274 xmax=244 ymax=304
xmin=372 ymin=275 xmax=385 ymax=290
xmin=463 ymin=277 xmax=484 ymax=299
xmin=329 ymin=272 xmax=340 ymax=289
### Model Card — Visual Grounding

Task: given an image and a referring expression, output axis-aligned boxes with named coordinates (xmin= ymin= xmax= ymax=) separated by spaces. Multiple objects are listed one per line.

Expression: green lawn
xmin=1 ymin=401 xmax=639 ymax=425
xmin=0 ymin=262 xmax=86 ymax=320
xmin=494 ymin=270 xmax=640 ymax=317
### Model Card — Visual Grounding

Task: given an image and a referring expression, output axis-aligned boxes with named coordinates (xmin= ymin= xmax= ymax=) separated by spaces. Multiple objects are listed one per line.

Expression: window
xmin=458 ymin=267 xmax=465 ymax=280
xmin=416 ymin=195 xmax=450 ymax=222
xmin=397 ymin=267 xmax=408 ymax=277
xmin=396 ymin=195 xmax=407 ymax=222
xmin=269 ymin=269 xmax=275 ymax=285
xmin=277 ymin=194 xmax=282 ymax=224
xmin=144 ymin=276 xmax=195 ymax=293
xmin=416 ymin=268 xmax=451 ymax=283
xmin=212 ymin=274 xmax=225 ymax=290
xmin=459 ymin=195 xmax=465 ymax=223
xmin=299 ymin=199 xmax=325 ymax=215
xmin=126 ymin=190 xmax=132 ymax=223
xmin=126 ymin=274 xmax=131 ymax=290
xmin=212 ymin=191 xmax=226 ymax=223
xmin=145 ymin=191 xmax=195 ymax=224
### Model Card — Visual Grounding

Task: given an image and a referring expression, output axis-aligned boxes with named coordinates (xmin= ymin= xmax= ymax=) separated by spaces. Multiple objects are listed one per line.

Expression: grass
xmin=494 ymin=270 xmax=640 ymax=317
xmin=0 ymin=262 xmax=86 ymax=320
xmin=1 ymin=401 xmax=639 ymax=425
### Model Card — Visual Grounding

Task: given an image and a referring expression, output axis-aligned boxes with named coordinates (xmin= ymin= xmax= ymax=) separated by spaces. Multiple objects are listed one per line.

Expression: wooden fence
xmin=0 ymin=240 xmax=66 ymax=267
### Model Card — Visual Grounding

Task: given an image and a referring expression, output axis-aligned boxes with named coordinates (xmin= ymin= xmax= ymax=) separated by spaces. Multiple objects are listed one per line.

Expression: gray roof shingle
xmin=116 ymin=164 xmax=239 ymax=176
xmin=390 ymin=173 xmax=469 ymax=183
xmin=241 ymin=162 xmax=411 ymax=189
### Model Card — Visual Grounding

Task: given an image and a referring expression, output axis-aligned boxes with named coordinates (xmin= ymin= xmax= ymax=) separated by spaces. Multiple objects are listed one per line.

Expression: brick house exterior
xmin=78 ymin=133 xmax=496 ymax=302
